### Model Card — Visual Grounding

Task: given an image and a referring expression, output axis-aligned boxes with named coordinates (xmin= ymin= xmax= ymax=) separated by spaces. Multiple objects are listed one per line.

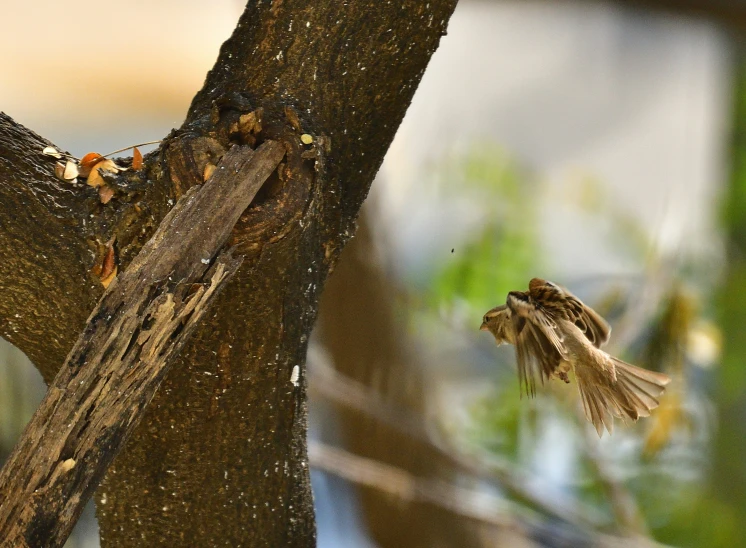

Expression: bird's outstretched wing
xmin=506 ymin=291 xmax=566 ymax=397
xmin=528 ymin=278 xmax=611 ymax=348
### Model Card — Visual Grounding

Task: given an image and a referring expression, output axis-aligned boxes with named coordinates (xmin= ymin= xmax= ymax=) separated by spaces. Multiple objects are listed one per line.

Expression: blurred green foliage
xmin=430 ymin=146 xmax=542 ymax=321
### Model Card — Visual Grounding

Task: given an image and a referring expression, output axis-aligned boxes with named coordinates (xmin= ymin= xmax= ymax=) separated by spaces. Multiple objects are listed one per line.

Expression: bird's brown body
xmin=481 ymin=278 xmax=671 ymax=436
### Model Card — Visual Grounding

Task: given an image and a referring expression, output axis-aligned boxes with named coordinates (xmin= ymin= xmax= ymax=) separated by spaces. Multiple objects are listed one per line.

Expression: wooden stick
xmin=0 ymin=141 xmax=285 ymax=546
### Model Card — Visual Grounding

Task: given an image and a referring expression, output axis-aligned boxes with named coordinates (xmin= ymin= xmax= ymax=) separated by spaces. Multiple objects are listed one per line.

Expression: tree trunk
xmin=0 ymin=1 xmax=458 ymax=545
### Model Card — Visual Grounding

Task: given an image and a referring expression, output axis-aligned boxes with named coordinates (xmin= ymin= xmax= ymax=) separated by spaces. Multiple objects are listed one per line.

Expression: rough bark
xmin=0 ymin=1 xmax=458 ymax=546
xmin=0 ymin=141 xmax=285 ymax=546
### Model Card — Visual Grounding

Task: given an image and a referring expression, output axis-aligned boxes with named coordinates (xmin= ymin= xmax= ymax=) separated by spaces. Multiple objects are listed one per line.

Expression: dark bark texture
xmin=0 ymin=1 xmax=458 ymax=546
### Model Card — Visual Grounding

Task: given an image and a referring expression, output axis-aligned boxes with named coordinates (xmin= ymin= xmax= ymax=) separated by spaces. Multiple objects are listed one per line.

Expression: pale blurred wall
xmin=0 ymin=1 xmax=244 ymax=155
xmin=378 ymin=0 xmax=730 ymax=283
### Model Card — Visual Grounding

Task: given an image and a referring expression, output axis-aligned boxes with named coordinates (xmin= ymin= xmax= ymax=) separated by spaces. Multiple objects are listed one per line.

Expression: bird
xmin=480 ymin=278 xmax=671 ymax=436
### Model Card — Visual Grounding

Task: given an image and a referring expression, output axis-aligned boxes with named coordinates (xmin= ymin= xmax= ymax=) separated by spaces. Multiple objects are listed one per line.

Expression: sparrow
xmin=481 ymin=278 xmax=671 ymax=436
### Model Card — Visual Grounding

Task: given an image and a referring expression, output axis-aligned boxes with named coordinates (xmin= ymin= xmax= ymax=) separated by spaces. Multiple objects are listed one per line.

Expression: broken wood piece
xmin=0 ymin=140 xmax=286 ymax=547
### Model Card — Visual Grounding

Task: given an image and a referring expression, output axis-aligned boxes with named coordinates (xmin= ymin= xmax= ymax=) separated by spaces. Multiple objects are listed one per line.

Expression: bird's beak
xmin=480 ymin=321 xmax=489 ymax=331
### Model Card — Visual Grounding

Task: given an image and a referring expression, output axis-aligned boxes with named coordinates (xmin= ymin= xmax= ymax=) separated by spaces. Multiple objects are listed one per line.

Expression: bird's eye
xmin=483 ymin=316 xmax=488 ymax=324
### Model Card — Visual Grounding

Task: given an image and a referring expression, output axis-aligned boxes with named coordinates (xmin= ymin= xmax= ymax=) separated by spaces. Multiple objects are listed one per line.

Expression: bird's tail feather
xmin=576 ymin=358 xmax=671 ymax=437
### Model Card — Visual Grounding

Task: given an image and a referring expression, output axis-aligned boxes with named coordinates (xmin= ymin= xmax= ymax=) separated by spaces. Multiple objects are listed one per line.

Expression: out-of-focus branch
xmin=309 ymin=356 xmax=607 ymax=530
xmin=309 ymin=440 xmax=671 ymax=548
xmin=308 ymin=441 xmax=520 ymax=531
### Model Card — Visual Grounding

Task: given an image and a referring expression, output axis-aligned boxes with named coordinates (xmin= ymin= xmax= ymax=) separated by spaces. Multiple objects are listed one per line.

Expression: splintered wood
xmin=0 ymin=141 xmax=286 ymax=547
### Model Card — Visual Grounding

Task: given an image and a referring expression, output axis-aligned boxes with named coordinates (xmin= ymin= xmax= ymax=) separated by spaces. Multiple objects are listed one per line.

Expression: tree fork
xmin=0 ymin=1 xmax=459 ymax=545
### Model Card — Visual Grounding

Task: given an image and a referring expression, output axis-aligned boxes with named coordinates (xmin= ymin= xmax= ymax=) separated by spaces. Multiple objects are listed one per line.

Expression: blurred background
xmin=1 ymin=1 xmax=744 ymax=546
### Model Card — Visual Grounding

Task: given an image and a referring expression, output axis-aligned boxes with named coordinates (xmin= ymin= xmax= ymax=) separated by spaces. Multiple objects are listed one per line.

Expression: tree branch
xmin=0 ymin=113 xmax=97 ymax=379
xmin=0 ymin=142 xmax=284 ymax=546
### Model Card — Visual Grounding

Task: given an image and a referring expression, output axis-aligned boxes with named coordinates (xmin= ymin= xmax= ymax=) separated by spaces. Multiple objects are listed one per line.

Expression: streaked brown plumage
xmin=481 ymin=278 xmax=671 ymax=436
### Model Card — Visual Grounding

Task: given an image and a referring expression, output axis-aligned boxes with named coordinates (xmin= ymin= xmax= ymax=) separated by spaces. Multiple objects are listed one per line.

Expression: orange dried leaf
xmin=203 ymin=162 xmax=217 ymax=182
xmin=132 ymin=146 xmax=143 ymax=171
xmin=86 ymin=159 xmax=120 ymax=188
xmin=100 ymin=241 xmax=116 ymax=281
xmin=100 ymin=265 xmax=118 ymax=289
xmin=79 ymin=152 xmax=103 ymax=177
xmin=87 ymin=168 xmax=104 ymax=188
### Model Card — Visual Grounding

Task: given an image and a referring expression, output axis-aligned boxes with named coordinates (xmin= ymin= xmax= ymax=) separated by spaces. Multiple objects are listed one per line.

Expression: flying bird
xmin=481 ymin=278 xmax=671 ymax=436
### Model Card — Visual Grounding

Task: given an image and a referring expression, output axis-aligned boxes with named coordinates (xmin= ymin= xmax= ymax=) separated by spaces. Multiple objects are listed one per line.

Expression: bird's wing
xmin=507 ymin=292 xmax=566 ymax=397
xmin=562 ymin=293 xmax=611 ymax=348
xmin=528 ymin=278 xmax=611 ymax=348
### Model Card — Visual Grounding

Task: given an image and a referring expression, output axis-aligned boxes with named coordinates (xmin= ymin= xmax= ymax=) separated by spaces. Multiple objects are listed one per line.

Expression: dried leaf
xmin=238 ymin=110 xmax=263 ymax=136
xmin=86 ymin=159 xmax=120 ymax=188
xmin=99 ymin=185 xmax=115 ymax=204
xmin=79 ymin=152 xmax=104 ymax=177
xmin=96 ymin=159 xmax=121 ymax=174
xmin=54 ymin=162 xmax=67 ymax=181
xmin=87 ymin=168 xmax=105 ymax=188
xmin=43 ymin=146 xmax=62 ymax=159
xmin=132 ymin=146 xmax=143 ymax=171
xmin=100 ymin=265 xmax=118 ymax=289
xmin=63 ymin=160 xmax=79 ymax=180
xmin=203 ymin=163 xmax=217 ymax=182
xmin=284 ymin=106 xmax=302 ymax=132
xmin=98 ymin=240 xmax=117 ymax=287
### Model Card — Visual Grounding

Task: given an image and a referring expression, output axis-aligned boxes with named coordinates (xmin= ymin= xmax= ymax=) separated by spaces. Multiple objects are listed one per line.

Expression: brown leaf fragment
xmin=99 ymin=185 xmax=115 ymax=204
xmin=97 ymin=239 xmax=117 ymax=287
xmin=203 ymin=162 xmax=217 ymax=182
xmin=132 ymin=146 xmax=143 ymax=171
xmin=100 ymin=266 xmax=118 ymax=289
xmin=276 ymin=162 xmax=287 ymax=182
xmin=238 ymin=109 xmax=263 ymax=136
xmin=284 ymin=106 xmax=302 ymax=132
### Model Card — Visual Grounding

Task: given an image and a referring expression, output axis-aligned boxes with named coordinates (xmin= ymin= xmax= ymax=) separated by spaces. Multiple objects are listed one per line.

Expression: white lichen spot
xmin=201 ymin=258 xmax=210 ymax=265
xmin=290 ymin=365 xmax=300 ymax=387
